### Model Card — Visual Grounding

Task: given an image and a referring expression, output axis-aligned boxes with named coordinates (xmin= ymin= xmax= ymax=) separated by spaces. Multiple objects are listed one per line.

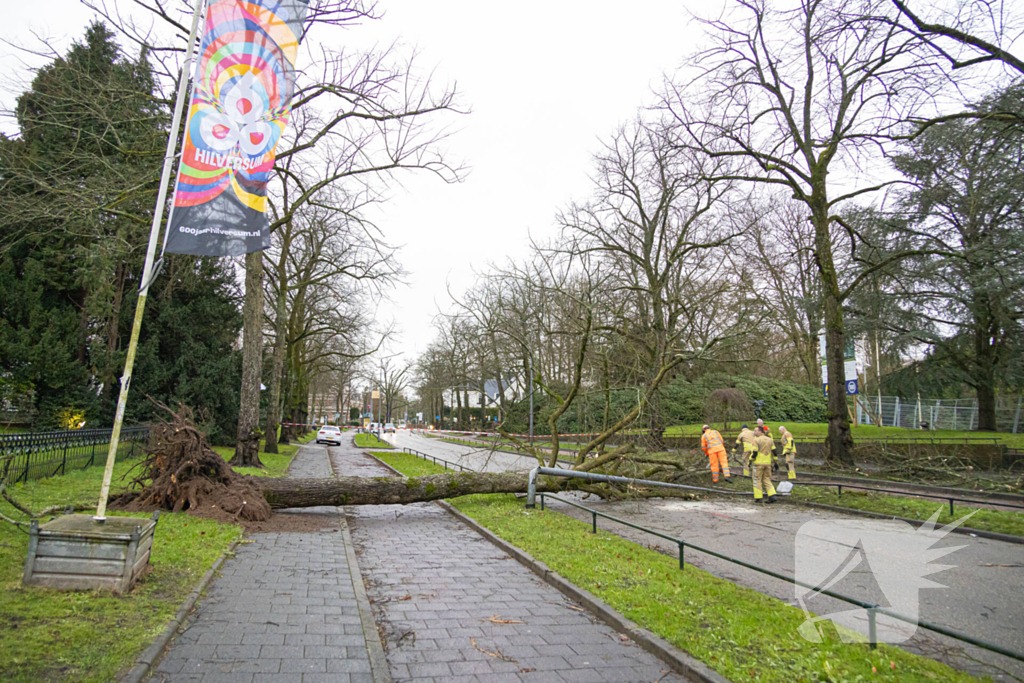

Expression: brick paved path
xmin=149 ymin=442 xmax=375 ymax=683
xmin=334 ymin=443 xmax=685 ymax=683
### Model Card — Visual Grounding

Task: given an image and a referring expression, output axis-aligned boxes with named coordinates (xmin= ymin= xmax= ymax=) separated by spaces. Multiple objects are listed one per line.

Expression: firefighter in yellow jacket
xmin=733 ymin=424 xmax=757 ymax=477
xmin=752 ymin=426 xmax=777 ymax=503
xmin=701 ymin=425 xmax=731 ymax=483
xmin=779 ymin=426 xmax=797 ymax=479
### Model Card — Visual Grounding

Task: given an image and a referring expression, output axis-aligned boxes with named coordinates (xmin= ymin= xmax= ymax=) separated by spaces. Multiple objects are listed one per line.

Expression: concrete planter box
xmin=22 ymin=512 xmax=159 ymax=593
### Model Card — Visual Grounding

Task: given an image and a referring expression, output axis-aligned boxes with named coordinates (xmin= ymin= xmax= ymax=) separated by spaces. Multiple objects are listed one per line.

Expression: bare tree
xmin=663 ymin=0 xmax=952 ymax=464
xmin=559 ymin=119 xmax=743 ymax=454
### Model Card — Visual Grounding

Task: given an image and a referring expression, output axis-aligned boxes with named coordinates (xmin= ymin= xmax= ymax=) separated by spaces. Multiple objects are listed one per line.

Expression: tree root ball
xmin=112 ymin=402 xmax=272 ymax=522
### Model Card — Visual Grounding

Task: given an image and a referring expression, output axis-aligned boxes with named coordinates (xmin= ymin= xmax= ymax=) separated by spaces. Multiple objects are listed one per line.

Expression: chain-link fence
xmin=855 ymin=396 xmax=1024 ymax=433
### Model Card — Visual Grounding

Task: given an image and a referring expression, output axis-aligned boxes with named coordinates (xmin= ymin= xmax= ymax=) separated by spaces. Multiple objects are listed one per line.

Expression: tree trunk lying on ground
xmin=259 ymin=472 xmax=556 ymax=509
xmin=110 ymin=405 xmax=686 ymax=523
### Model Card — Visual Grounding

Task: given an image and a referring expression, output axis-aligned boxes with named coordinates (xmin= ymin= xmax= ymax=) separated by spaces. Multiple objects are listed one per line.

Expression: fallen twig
xmin=471 ymin=637 xmax=516 ymax=662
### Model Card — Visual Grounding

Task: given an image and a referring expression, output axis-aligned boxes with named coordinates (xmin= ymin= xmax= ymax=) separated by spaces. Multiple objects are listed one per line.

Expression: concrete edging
xmin=365 ymin=452 xmax=729 ymax=681
xmin=331 ymin=446 xmax=394 ymax=683
xmin=438 ymin=500 xmax=731 ymax=683
xmin=786 ymin=499 xmax=1024 ymax=545
xmin=119 ymin=539 xmax=241 ymax=683
xmin=339 ymin=513 xmax=393 ymax=683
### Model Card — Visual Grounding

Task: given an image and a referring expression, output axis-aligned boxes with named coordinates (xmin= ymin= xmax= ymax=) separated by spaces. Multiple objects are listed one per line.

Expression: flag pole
xmin=94 ymin=0 xmax=205 ymax=522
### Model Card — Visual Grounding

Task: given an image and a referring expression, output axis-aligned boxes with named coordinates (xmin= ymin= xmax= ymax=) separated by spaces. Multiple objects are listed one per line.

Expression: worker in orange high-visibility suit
xmin=701 ymin=425 xmax=731 ymax=483
xmin=752 ymin=426 xmax=778 ymax=503
xmin=779 ymin=426 xmax=797 ymax=479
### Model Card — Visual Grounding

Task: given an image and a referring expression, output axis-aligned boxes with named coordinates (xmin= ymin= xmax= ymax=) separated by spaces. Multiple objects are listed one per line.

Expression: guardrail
xmin=796 ymin=480 xmax=1024 ymax=516
xmin=0 ymin=426 xmax=150 ymax=484
xmin=402 ymin=441 xmax=1023 ymax=664
xmin=402 ymin=448 xmax=475 ymax=472
xmin=535 ymin=492 xmax=1024 ymax=663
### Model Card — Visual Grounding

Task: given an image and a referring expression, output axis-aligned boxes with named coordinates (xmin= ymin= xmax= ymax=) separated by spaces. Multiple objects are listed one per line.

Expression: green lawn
xmin=0 ymin=459 xmax=240 ymax=683
xmin=370 ymin=451 xmax=438 ymax=477
xmin=354 ymin=432 xmax=392 ymax=449
xmin=790 ymin=486 xmax=1024 ymax=537
xmin=665 ymin=421 xmax=1024 ymax=447
xmin=212 ymin=442 xmax=298 ymax=478
xmin=373 ymin=451 xmax=985 ymax=683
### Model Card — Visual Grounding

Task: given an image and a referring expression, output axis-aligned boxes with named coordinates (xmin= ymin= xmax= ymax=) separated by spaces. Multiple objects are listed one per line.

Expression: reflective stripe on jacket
xmin=754 ymin=435 xmax=774 ymax=464
xmin=782 ymin=433 xmax=796 ymax=454
xmin=702 ymin=429 xmax=724 ymax=451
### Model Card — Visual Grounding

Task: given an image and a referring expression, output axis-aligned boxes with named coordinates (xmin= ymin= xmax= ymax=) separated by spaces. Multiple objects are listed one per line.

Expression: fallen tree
xmin=109 ymin=403 xmax=568 ymax=522
xmin=260 ymin=472 xmax=553 ymax=509
xmin=98 ymin=402 xmax=717 ymax=527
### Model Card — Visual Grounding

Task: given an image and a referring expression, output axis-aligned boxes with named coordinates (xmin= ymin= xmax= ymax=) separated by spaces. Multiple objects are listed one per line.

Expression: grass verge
xmin=790 ymin=486 xmax=1024 ymax=537
xmin=354 ymin=433 xmax=392 ymax=449
xmin=665 ymin=421 xmax=1024 ymax=447
xmin=212 ymin=442 xmax=298 ymax=478
xmin=0 ymin=460 xmax=240 ymax=683
xmin=369 ymin=451 xmax=438 ymax=476
xmin=373 ymin=451 xmax=984 ymax=683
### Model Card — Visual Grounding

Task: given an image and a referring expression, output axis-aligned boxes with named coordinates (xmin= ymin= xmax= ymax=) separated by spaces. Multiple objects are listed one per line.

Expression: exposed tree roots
xmin=112 ymin=403 xmax=272 ymax=522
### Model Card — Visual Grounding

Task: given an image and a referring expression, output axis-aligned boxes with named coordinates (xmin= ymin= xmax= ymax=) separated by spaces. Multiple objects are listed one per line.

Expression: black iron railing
xmin=401 ymin=444 xmax=1024 ymax=665
xmin=402 ymin=447 xmax=475 ymax=472
xmin=537 ymin=492 xmax=1024 ymax=663
xmin=796 ymin=480 xmax=1024 ymax=516
xmin=0 ymin=426 xmax=150 ymax=484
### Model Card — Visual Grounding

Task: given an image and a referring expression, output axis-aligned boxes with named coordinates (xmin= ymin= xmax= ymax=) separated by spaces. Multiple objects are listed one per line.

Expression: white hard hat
xmin=702 ymin=424 xmax=709 ymax=430
xmin=778 ymin=426 xmax=785 ymax=433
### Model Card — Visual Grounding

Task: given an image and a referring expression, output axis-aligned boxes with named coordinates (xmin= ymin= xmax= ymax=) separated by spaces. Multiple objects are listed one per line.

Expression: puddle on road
xmin=654 ymin=500 xmax=760 ymax=514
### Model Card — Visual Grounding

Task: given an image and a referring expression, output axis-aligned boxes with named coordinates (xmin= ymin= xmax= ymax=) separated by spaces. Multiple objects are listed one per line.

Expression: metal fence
xmin=0 ymin=426 xmax=150 ymax=485
xmin=535 ymin=492 xmax=1024 ymax=664
xmin=397 ymin=446 xmax=1024 ymax=665
xmin=856 ymin=395 xmax=1024 ymax=433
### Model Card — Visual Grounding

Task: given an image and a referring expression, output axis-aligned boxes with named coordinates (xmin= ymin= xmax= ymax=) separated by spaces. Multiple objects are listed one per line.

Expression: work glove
xmin=743 ymin=468 xmax=749 ymax=477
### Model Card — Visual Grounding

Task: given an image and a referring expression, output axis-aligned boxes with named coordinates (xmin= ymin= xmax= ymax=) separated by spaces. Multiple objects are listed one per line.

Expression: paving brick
xmin=339 ymin=445 xmax=687 ymax=683
xmin=146 ymin=443 xmax=375 ymax=683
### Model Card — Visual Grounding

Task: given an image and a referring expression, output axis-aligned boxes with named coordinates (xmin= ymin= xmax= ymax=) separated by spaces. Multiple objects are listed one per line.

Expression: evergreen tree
xmin=0 ymin=23 xmax=243 ymax=438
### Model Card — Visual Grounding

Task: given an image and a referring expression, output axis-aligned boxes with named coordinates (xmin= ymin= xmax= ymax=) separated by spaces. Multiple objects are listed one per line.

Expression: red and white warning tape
xmin=426 ymin=429 xmax=646 ymax=439
xmin=282 ymin=423 xmax=353 ymax=428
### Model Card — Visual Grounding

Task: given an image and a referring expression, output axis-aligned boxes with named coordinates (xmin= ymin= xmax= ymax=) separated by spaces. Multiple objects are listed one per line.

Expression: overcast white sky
xmin=2 ymin=0 xmax=712 ymax=366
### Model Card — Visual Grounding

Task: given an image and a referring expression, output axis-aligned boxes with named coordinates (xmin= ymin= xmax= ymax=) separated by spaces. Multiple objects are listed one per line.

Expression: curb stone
xmin=365 ymin=451 xmax=730 ymax=683
xmin=330 ymin=448 xmax=394 ymax=683
xmin=119 ymin=539 xmax=240 ymax=683
xmin=339 ymin=514 xmax=393 ymax=683
xmin=438 ymin=500 xmax=732 ymax=683
xmin=785 ymin=499 xmax=1024 ymax=544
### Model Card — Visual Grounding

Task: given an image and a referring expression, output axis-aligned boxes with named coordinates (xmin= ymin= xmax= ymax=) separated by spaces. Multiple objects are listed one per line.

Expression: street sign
xmin=819 ymin=335 xmax=859 ymax=396
xmin=823 ymin=379 xmax=859 ymax=397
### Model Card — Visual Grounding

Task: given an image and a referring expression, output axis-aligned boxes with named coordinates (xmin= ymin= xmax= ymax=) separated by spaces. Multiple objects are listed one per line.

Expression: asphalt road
xmin=392 ymin=430 xmax=1024 ymax=682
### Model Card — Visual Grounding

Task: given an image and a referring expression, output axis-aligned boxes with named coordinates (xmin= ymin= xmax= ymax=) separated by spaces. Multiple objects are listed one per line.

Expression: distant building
xmin=443 ymin=378 xmax=522 ymax=410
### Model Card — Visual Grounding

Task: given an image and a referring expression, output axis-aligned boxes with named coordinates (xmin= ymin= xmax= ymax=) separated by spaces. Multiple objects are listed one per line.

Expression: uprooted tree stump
xmin=114 ymin=403 xmax=272 ymax=522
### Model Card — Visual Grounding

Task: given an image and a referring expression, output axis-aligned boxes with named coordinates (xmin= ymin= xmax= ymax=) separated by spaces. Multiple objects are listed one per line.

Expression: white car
xmin=384 ymin=423 xmax=396 ymax=433
xmin=316 ymin=425 xmax=342 ymax=445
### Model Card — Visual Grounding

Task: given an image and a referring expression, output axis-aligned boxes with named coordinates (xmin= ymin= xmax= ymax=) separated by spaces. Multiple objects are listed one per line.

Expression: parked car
xmin=316 ymin=425 xmax=343 ymax=445
xmin=383 ymin=423 xmax=396 ymax=433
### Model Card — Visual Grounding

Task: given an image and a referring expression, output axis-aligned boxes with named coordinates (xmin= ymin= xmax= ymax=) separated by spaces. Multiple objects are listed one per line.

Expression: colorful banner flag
xmin=164 ymin=0 xmax=308 ymax=256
